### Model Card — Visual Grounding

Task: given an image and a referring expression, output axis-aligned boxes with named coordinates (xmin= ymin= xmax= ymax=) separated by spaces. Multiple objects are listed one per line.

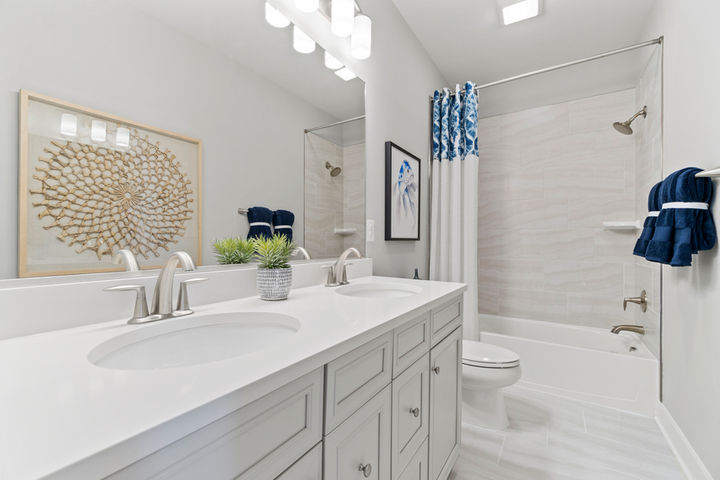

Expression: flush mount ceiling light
xmin=265 ymin=2 xmax=290 ymax=28
xmin=499 ymin=0 xmax=542 ymax=25
xmin=295 ymin=0 xmax=318 ymax=13
xmin=324 ymin=50 xmax=344 ymax=69
xmin=334 ymin=67 xmax=357 ymax=81
xmin=293 ymin=25 xmax=316 ymax=53
xmin=351 ymin=14 xmax=371 ymax=59
xmin=331 ymin=0 xmax=354 ymax=37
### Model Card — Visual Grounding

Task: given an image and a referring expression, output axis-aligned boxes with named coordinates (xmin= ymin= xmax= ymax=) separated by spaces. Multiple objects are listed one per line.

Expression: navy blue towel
xmin=246 ymin=206 xmax=273 ymax=240
xmin=644 ymin=167 xmax=716 ymax=266
xmin=633 ymin=182 xmax=662 ymax=257
xmin=272 ymin=210 xmax=295 ymax=242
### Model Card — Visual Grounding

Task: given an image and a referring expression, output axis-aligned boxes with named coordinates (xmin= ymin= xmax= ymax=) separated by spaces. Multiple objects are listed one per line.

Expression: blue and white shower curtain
xmin=430 ymin=82 xmax=479 ymax=339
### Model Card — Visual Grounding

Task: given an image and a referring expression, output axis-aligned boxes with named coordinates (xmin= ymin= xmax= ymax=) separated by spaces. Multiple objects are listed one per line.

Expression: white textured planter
xmin=256 ymin=267 xmax=292 ymax=301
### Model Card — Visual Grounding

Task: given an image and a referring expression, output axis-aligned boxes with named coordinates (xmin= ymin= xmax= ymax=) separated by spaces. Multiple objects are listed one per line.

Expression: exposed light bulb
xmin=60 ymin=113 xmax=77 ymax=137
xmin=351 ymin=15 xmax=372 ymax=59
xmin=293 ymin=25 xmax=315 ymax=54
xmin=331 ymin=0 xmax=354 ymax=37
xmin=116 ymin=127 xmax=130 ymax=147
xmin=334 ymin=67 xmax=357 ymax=81
xmin=295 ymin=0 xmax=319 ymax=13
xmin=324 ymin=51 xmax=344 ymax=70
xmin=265 ymin=1 xmax=290 ymax=28
xmin=91 ymin=120 xmax=106 ymax=143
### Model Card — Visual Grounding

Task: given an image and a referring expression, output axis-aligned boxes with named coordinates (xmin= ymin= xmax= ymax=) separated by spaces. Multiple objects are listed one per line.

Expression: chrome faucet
xmin=326 ymin=247 xmax=362 ymax=287
xmin=611 ymin=325 xmax=646 ymax=335
xmin=151 ymin=251 xmax=197 ymax=318
xmin=623 ymin=290 xmax=647 ymax=312
xmin=293 ymin=247 xmax=312 ymax=260
xmin=112 ymin=249 xmax=139 ymax=272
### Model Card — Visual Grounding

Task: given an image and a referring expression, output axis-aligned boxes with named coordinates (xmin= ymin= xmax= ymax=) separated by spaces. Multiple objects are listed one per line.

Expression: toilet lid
xmin=462 ymin=340 xmax=520 ymax=368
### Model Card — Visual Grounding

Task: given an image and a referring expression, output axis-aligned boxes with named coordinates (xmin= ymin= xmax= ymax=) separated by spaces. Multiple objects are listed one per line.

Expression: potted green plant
xmin=212 ymin=237 xmax=255 ymax=265
xmin=252 ymin=234 xmax=295 ymax=301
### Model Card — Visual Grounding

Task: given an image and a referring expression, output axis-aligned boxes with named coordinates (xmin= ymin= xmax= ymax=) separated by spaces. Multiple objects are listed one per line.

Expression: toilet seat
xmin=462 ymin=340 xmax=520 ymax=369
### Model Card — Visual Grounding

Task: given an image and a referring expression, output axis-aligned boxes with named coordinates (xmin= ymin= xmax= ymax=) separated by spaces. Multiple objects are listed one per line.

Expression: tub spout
xmin=611 ymin=325 xmax=645 ymax=335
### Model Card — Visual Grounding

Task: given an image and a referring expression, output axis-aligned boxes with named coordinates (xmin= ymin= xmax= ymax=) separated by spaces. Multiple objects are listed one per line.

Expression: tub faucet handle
xmin=623 ymin=290 xmax=647 ymax=312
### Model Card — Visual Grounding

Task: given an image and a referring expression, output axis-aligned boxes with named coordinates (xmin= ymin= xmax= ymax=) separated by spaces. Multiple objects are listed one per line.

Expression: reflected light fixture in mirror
xmin=351 ymin=14 xmax=371 ymax=59
xmin=265 ymin=2 xmax=290 ymax=28
xmin=60 ymin=113 xmax=77 ymax=137
xmin=91 ymin=120 xmax=106 ymax=142
xmin=324 ymin=51 xmax=344 ymax=70
xmin=334 ymin=67 xmax=356 ymax=81
xmin=331 ymin=0 xmax=354 ymax=37
xmin=295 ymin=0 xmax=319 ymax=13
xmin=293 ymin=25 xmax=316 ymax=53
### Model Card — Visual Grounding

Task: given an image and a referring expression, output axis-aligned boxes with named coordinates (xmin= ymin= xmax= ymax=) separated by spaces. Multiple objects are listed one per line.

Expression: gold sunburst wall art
xmin=18 ymin=90 xmax=202 ymax=277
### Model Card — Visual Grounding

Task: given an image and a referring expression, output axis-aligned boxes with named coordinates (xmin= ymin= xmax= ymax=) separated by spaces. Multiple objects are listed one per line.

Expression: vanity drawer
xmin=397 ymin=438 xmax=429 ymax=480
xmin=392 ymin=353 xmax=430 ymax=478
xmin=430 ymin=298 xmax=462 ymax=346
xmin=324 ymin=385 xmax=392 ymax=480
xmin=393 ymin=312 xmax=431 ymax=377
xmin=275 ymin=442 xmax=323 ymax=480
xmin=107 ymin=368 xmax=323 ymax=480
xmin=325 ymin=331 xmax=393 ymax=433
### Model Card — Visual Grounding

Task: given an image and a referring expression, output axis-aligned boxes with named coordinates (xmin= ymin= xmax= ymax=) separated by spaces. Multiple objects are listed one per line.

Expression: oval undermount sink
xmin=335 ymin=283 xmax=421 ymax=299
xmin=88 ymin=312 xmax=300 ymax=370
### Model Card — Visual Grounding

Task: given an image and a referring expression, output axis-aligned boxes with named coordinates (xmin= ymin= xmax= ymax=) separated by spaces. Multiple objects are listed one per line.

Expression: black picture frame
xmin=385 ymin=141 xmax=421 ymax=241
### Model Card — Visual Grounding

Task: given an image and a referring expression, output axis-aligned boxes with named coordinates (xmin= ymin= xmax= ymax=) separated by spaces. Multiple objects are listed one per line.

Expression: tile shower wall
xmin=632 ymin=51 xmax=663 ymax=359
xmin=477 ymin=89 xmax=642 ymax=329
xmin=304 ymin=133 xmax=365 ymax=258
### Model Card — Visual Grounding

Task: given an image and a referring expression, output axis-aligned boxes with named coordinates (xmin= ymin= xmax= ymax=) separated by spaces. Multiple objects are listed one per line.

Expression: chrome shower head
xmin=325 ymin=161 xmax=342 ymax=177
xmin=613 ymin=106 xmax=647 ymax=135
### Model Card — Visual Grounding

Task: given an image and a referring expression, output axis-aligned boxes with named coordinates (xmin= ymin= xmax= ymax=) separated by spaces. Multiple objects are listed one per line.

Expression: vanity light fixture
xmin=60 ymin=113 xmax=77 ymax=137
xmin=324 ymin=51 xmax=344 ymax=70
xmin=334 ymin=67 xmax=357 ymax=81
xmin=265 ymin=1 xmax=290 ymax=28
xmin=331 ymin=0 xmax=354 ymax=37
xmin=90 ymin=120 xmax=107 ymax=143
xmin=293 ymin=25 xmax=316 ymax=53
xmin=500 ymin=0 xmax=541 ymax=25
xmin=295 ymin=0 xmax=318 ymax=13
xmin=351 ymin=14 xmax=371 ymax=59
xmin=116 ymin=127 xmax=130 ymax=147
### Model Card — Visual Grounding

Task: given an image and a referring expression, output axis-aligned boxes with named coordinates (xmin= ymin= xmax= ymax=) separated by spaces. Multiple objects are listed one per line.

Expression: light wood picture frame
xmin=18 ymin=90 xmax=203 ymax=277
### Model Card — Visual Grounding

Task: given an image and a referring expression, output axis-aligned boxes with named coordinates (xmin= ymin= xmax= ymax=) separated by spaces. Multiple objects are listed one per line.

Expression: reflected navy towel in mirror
xmin=633 ymin=182 xmax=661 ymax=257
xmin=247 ymin=206 xmax=273 ymax=240
xmin=272 ymin=210 xmax=294 ymax=242
xmin=644 ymin=167 xmax=716 ymax=266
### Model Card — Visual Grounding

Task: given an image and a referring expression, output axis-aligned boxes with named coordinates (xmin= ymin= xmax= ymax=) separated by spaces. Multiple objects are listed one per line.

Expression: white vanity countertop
xmin=0 ymin=275 xmax=465 ymax=480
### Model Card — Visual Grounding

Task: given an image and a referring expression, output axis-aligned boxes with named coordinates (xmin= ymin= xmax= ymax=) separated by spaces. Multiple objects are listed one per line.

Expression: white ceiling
xmin=392 ymin=0 xmax=659 ymax=117
xmin=123 ymin=0 xmax=365 ymax=121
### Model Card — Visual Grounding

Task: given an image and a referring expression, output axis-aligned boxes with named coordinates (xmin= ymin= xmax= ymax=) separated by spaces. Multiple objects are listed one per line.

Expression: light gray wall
xmin=644 ymin=0 xmax=720 ymax=476
xmin=0 ymin=0 xmax=338 ymax=277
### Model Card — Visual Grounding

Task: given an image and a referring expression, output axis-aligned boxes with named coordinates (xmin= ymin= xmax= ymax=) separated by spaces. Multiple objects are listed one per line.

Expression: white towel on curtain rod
xmin=429 ymin=82 xmax=479 ymax=340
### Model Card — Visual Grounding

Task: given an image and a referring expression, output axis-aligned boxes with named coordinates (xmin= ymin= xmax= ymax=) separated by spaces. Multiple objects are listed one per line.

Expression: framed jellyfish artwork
xmin=384 ymin=141 xmax=420 ymax=241
xmin=18 ymin=90 xmax=202 ymax=277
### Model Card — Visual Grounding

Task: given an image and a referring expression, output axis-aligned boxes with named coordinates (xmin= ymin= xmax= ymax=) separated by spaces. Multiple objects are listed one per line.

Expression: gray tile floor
xmin=450 ymin=383 xmax=685 ymax=480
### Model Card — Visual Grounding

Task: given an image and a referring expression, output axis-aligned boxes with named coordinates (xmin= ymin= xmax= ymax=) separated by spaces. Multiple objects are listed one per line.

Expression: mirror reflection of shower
xmin=304 ymin=115 xmax=366 ymax=259
xmin=613 ymin=105 xmax=647 ymax=135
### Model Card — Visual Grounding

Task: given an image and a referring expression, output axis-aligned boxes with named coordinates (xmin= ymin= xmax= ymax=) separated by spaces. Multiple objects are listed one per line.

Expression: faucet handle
xmin=104 ymin=284 xmax=150 ymax=323
xmin=175 ymin=277 xmax=208 ymax=315
xmin=323 ymin=264 xmax=338 ymax=287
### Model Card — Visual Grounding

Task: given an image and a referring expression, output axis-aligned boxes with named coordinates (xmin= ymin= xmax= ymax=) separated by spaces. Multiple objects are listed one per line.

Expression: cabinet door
xmin=397 ymin=438 xmax=428 ymax=480
xmin=428 ymin=327 xmax=462 ymax=480
xmin=392 ymin=354 xmax=429 ymax=478
xmin=324 ymin=385 xmax=392 ymax=480
xmin=275 ymin=442 xmax=322 ymax=480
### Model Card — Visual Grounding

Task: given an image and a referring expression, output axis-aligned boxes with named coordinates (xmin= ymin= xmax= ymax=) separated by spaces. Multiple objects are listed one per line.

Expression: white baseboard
xmin=655 ymin=401 xmax=714 ymax=480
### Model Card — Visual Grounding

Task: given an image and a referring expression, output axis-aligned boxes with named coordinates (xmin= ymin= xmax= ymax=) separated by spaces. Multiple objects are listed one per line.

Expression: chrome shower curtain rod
xmin=430 ymin=36 xmax=663 ymax=99
xmin=304 ymin=115 xmax=366 ymax=133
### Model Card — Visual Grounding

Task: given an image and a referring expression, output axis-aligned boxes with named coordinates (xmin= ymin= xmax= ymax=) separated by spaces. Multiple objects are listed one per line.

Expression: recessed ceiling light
xmin=334 ymin=67 xmax=357 ymax=81
xmin=501 ymin=0 xmax=541 ymax=25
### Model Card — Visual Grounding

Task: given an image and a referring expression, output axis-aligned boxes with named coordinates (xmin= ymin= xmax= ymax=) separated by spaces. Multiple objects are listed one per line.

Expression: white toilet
xmin=462 ymin=340 xmax=521 ymax=430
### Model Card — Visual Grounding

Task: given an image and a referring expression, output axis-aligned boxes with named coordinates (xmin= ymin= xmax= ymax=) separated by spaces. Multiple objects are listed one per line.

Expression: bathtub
xmin=478 ymin=314 xmax=659 ymax=416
